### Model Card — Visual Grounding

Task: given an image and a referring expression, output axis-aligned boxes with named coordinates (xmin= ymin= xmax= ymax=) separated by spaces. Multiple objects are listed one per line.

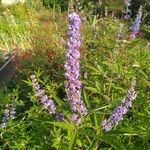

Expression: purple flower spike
xmin=71 ymin=114 xmax=81 ymax=125
xmin=65 ymin=12 xmax=87 ymax=124
xmin=30 ymin=75 xmax=56 ymax=115
xmin=129 ymin=6 xmax=143 ymax=39
xmin=101 ymin=78 xmax=137 ymax=132
xmin=123 ymin=0 xmax=131 ymax=19
xmin=102 ymin=119 xmax=112 ymax=132
xmin=0 ymin=106 xmax=16 ymax=129
xmin=55 ymin=112 xmax=64 ymax=121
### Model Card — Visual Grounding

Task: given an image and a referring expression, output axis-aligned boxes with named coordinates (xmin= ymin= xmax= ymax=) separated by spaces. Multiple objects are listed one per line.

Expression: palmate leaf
xmin=112 ymin=127 xmax=149 ymax=136
xmin=69 ymin=132 xmax=77 ymax=150
xmin=84 ymin=86 xmax=99 ymax=94
xmin=50 ymin=121 xmax=75 ymax=131
xmin=85 ymin=64 xmax=103 ymax=75
xmin=102 ymin=61 xmax=119 ymax=73
xmin=49 ymin=92 xmax=64 ymax=106
xmin=86 ymin=135 xmax=100 ymax=150
xmin=50 ymin=121 xmax=78 ymax=150
xmin=102 ymin=134 xmax=127 ymax=150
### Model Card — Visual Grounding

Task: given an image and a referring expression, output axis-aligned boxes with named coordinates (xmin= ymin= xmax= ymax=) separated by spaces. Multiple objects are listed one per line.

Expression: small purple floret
xmin=71 ymin=114 xmax=81 ymax=125
xmin=55 ymin=112 xmax=64 ymax=121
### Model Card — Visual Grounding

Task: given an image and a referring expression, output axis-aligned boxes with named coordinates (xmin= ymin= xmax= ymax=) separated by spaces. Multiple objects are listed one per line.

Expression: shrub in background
xmin=131 ymin=0 xmax=145 ymax=17
xmin=144 ymin=0 xmax=150 ymax=24
xmin=42 ymin=0 xmax=69 ymax=12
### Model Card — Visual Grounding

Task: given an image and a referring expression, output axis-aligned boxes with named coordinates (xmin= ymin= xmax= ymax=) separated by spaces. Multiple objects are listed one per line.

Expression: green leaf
xmin=102 ymin=61 xmax=117 ymax=73
xmin=69 ymin=132 xmax=77 ymax=150
xmin=82 ymin=89 xmax=89 ymax=107
xmin=50 ymin=92 xmax=64 ymax=106
xmin=85 ymin=86 xmax=99 ymax=93
xmin=85 ymin=65 xmax=102 ymax=74
xmin=102 ymin=134 xmax=127 ymax=150
xmin=50 ymin=122 xmax=75 ymax=131
xmin=87 ymin=136 xmax=100 ymax=150
xmin=95 ymin=81 xmax=101 ymax=91
xmin=76 ymin=139 xmax=82 ymax=147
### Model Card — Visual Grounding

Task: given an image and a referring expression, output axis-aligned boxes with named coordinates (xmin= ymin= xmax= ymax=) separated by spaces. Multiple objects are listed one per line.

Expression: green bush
xmin=42 ymin=0 xmax=69 ymax=11
xmin=144 ymin=1 xmax=150 ymax=24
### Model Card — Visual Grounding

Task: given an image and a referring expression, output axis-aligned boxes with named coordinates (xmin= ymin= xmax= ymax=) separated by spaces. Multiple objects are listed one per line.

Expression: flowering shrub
xmin=0 ymin=2 xmax=150 ymax=150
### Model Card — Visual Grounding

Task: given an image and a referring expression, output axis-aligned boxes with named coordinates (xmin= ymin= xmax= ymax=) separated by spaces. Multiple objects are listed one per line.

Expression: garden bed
xmin=0 ymin=53 xmax=15 ymax=87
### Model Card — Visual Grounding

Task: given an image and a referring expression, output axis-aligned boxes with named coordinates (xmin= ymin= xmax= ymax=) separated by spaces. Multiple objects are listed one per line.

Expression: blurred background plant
xmin=42 ymin=0 xmax=69 ymax=12
xmin=0 ymin=3 xmax=36 ymax=53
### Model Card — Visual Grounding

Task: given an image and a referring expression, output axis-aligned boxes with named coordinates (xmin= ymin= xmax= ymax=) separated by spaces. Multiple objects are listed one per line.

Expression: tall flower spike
xmin=101 ymin=78 xmax=137 ymax=132
xmin=123 ymin=0 xmax=131 ymax=19
xmin=65 ymin=12 xmax=87 ymax=124
xmin=30 ymin=75 xmax=56 ymax=115
xmin=129 ymin=6 xmax=143 ymax=39
xmin=0 ymin=105 xmax=16 ymax=128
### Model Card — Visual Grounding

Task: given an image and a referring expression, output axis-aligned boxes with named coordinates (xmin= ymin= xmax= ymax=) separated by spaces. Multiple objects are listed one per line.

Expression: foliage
xmin=0 ymin=3 xmax=36 ymax=51
xmin=144 ymin=0 xmax=150 ymax=24
xmin=42 ymin=0 xmax=69 ymax=11
xmin=0 ymin=2 xmax=150 ymax=150
xmin=0 ymin=50 xmax=11 ymax=63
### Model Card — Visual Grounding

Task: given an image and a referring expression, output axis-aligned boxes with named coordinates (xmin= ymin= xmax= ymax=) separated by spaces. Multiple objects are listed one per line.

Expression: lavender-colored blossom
xmin=71 ymin=113 xmax=81 ymax=125
xmin=129 ymin=6 xmax=142 ymax=39
xmin=101 ymin=78 xmax=137 ymax=132
xmin=0 ymin=106 xmax=16 ymax=128
xmin=102 ymin=119 xmax=112 ymax=131
xmin=65 ymin=12 xmax=87 ymax=123
xmin=123 ymin=0 xmax=131 ymax=19
xmin=124 ymin=0 xmax=130 ymax=6
xmin=30 ymin=75 xmax=56 ymax=114
xmin=55 ymin=112 xmax=64 ymax=121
